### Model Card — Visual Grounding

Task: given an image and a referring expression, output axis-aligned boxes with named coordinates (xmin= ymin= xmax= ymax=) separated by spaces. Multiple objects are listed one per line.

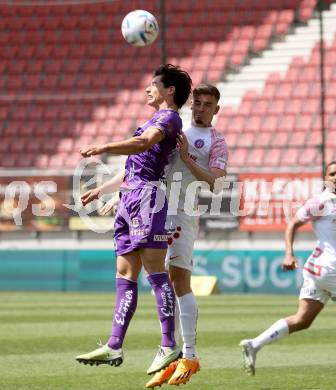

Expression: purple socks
xmin=108 ymin=277 xmax=138 ymax=349
xmin=147 ymin=272 xmax=176 ymax=347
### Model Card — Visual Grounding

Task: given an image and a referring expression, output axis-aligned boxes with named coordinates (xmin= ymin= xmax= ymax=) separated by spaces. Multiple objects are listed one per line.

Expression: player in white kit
xmin=146 ymin=84 xmax=228 ymax=388
xmin=240 ymin=161 xmax=336 ymax=376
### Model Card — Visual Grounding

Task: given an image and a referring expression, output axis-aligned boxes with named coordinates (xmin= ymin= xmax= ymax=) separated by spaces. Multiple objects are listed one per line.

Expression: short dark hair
xmin=326 ymin=161 xmax=336 ymax=174
xmin=154 ymin=64 xmax=192 ymax=108
xmin=193 ymin=83 xmax=220 ymax=102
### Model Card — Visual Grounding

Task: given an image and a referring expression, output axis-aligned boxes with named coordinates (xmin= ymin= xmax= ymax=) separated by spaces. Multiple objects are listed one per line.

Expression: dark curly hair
xmin=154 ymin=64 xmax=192 ymax=108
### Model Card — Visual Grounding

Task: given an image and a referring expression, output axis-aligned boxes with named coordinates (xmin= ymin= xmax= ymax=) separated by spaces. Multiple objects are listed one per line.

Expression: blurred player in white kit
xmin=240 ymin=161 xmax=336 ymax=376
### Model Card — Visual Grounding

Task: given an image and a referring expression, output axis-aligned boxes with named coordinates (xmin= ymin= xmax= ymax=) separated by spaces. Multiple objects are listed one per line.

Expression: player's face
xmin=325 ymin=163 xmax=336 ymax=193
xmin=146 ymin=76 xmax=171 ymax=109
xmin=191 ymin=94 xmax=219 ymax=127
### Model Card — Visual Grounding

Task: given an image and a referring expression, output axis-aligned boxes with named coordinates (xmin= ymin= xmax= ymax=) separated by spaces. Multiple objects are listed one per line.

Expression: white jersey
xmin=296 ymin=188 xmax=336 ymax=258
xmin=165 ymin=125 xmax=228 ymax=271
xmin=166 ymin=125 xmax=228 ymax=215
xmin=297 ymin=189 xmax=336 ymax=304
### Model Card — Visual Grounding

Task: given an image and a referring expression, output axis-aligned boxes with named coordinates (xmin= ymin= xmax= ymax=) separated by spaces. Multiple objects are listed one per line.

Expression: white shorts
xmin=165 ymin=213 xmax=199 ymax=272
xmin=299 ymin=251 xmax=336 ymax=305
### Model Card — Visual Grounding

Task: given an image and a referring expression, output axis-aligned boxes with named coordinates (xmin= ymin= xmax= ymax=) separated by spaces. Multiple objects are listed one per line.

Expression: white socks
xmin=174 ymin=304 xmax=181 ymax=344
xmin=251 ymin=318 xmax=289 ymax=350
xmin=177 ymin=292 xmax=198 ymax=359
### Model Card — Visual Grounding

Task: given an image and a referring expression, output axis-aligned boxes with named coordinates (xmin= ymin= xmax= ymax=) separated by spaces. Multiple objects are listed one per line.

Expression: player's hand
xmin=282 ymin=254 xmax=298 ymax=272
xmin=80 ymin=145 xmax=105 ymax=157
xmin=81 ymin=188 xmax=101 ymax=206
xmin=177 ymin=132 xmax=189 ymax=161
xmin=99 ymin=194 xmax=120 ymax=216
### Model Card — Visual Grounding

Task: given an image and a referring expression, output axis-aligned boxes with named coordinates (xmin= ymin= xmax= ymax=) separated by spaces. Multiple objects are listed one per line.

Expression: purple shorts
xmin=114 ymin=186 xmax=168 ymax=256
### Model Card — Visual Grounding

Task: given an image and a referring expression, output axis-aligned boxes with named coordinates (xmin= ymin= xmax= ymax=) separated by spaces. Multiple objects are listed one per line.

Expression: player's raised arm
xmin=80 ymin=128 xmax=165 ymax=158
xmin=177 ymin=132 xmax=226 ymax=193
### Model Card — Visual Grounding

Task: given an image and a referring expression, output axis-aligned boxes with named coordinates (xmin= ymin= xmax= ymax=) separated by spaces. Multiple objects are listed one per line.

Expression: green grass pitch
xmin=1 ymin=292 xmax=336 ymax=390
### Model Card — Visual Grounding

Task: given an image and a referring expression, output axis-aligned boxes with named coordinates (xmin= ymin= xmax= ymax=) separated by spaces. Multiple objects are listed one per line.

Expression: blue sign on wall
xmin=0 ymin=249 xmax=310 ymax=294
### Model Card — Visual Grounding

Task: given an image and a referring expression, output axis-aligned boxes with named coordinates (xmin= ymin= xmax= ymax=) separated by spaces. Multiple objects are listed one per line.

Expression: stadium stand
xmin=0 ymin=0 xmax=333 ymax=169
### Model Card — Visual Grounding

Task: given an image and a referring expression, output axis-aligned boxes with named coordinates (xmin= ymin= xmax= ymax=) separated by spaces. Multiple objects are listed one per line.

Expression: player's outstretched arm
xmin=282 ymin=216 xmax=306 ymax=271
xmin=81 ymin=187 xmax=101 ymax=206
xmin=80 ymin=170 xmax=125 ymax=206
xmin=80 ymin=128 xmax=164 ymax=157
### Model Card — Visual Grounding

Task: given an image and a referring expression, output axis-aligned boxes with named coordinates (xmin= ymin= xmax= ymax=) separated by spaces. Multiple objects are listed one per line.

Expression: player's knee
xmin=171 ymin=279 xmax=192 ymax=297
xmin=116 ymin=270 xmax=137 ymax=281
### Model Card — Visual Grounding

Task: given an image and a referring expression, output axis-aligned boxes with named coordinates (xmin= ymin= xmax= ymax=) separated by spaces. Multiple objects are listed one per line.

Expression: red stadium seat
xmin=48 ymin=154 xmax=67 ymax=168
xmin=223 ymin=133 xmax=238 ymax=147
xmin=288 ymin=131 xmax=307 ymax=146
xmin=239 ymin=101 xmax=253 ymax=117
xmin=34 ymin=154 xmax=49 ymax=168
xmin=254 ymin=131 xmax=270 ymax=149
xmin=11 ymin=137 xmax=26 ymax=152
xmin=28 ymin=106 xmax=44 ymax=120
xmin=275 ymin=83 xmax=292 ymax=99
xmin=246 ymin=148 xmax=265 ymax=167
xmin=42 ymin=74 xmax=58 ymax=89
xmin=277 ymin=115 xmax=296 ymax=132
xmin=245 ymin=116 xmax=262 ymax=132
xmin=292 ymin=83 xmax=310 ymax=99
xmin=301 ymin=98 xmax=319 ymax=115
xmin=16 ymin=153 xmax=35 ymax=167
xmin=76 ymin=73 xmax=91 ymax=88
xmin=298 ymin=147 xmax=319 ymax=165
xmin=63 ymin=59 xmax=81 ymax=73
xmin=26 ymin=60 xmax=44 ymax=73
xmin=281 ymin=148 xmax=299 ymax=166
xmin=229 ymin=116 xmax=245 ymax=133
xmin=0 ymin=106 xmax=9 ymax=120
xmin=260 ymin=116 xmax=278 ymax=132
xmin=228 ymin=148 xmax=247 ymax=167
xmin=268 ymin=100 xmax=285 ymax=115
xmin=7 ymin=75 xmax=23 ymax=89
xmin=81 ymin=123 xmax=98 ymax=136
xmin=271 ymin=132 xmax=289 ymax=147
xmin=56 ymin=138 xmax=74 ymax=153
xmin=44 ymin=59 xmax=62 ymax=73
xmin=1 ymin=153 xmax=17 ymax=168
xmin=298 ymin=6 xmax=315 ymax=23
xmin=0 ymin=138 xmax=12 ymax=153
xmin=252 ymin=101 xmax=268 ymax=116
xmin=19 ymin=121 xmax=36 ymax=139
xmin=284 ymin=99 xmax=302 ymax=115
xmin=264 ymin=148 xmax=281 ymax=167
xmin=236 ymin=132 xmax=254 ymax=147
xmin=83 ymin=59 xmax=101 ymax=72
xmin=305 ymin=131 xmax=321 ymax=147
xmin=60 ymin=74 xmax=77 ymax=89
xmin=327 ymin=130 xmax=336 ymax=147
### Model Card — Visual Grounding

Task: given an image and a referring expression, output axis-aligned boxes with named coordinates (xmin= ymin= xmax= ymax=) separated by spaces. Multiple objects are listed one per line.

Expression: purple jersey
xmin=123 ymin=109 xmax=182 ymax=189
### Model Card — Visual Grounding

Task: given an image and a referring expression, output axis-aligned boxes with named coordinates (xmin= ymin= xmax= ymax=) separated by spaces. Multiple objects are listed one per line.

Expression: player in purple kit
xmin=76 ymin=64 xmax=192 ymax=372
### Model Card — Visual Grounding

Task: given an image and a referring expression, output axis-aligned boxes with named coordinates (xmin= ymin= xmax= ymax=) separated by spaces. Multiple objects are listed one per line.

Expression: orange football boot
xmin=145 ymin=360 xmax=179 ymax=388
xmin=167 ymin=358 xmax=200 ymax=385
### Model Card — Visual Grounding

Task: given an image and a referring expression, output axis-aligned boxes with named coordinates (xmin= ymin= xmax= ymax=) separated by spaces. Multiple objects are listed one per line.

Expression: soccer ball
xmin=121 ymin=10 xmax=159 ymax=47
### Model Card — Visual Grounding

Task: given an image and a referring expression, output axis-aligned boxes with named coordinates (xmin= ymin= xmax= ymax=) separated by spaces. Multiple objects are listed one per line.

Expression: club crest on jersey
xmin=131 ymin=218 xmax=140 ymax=228
xmin=194 ymin=139 xmax=205 ymax=149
